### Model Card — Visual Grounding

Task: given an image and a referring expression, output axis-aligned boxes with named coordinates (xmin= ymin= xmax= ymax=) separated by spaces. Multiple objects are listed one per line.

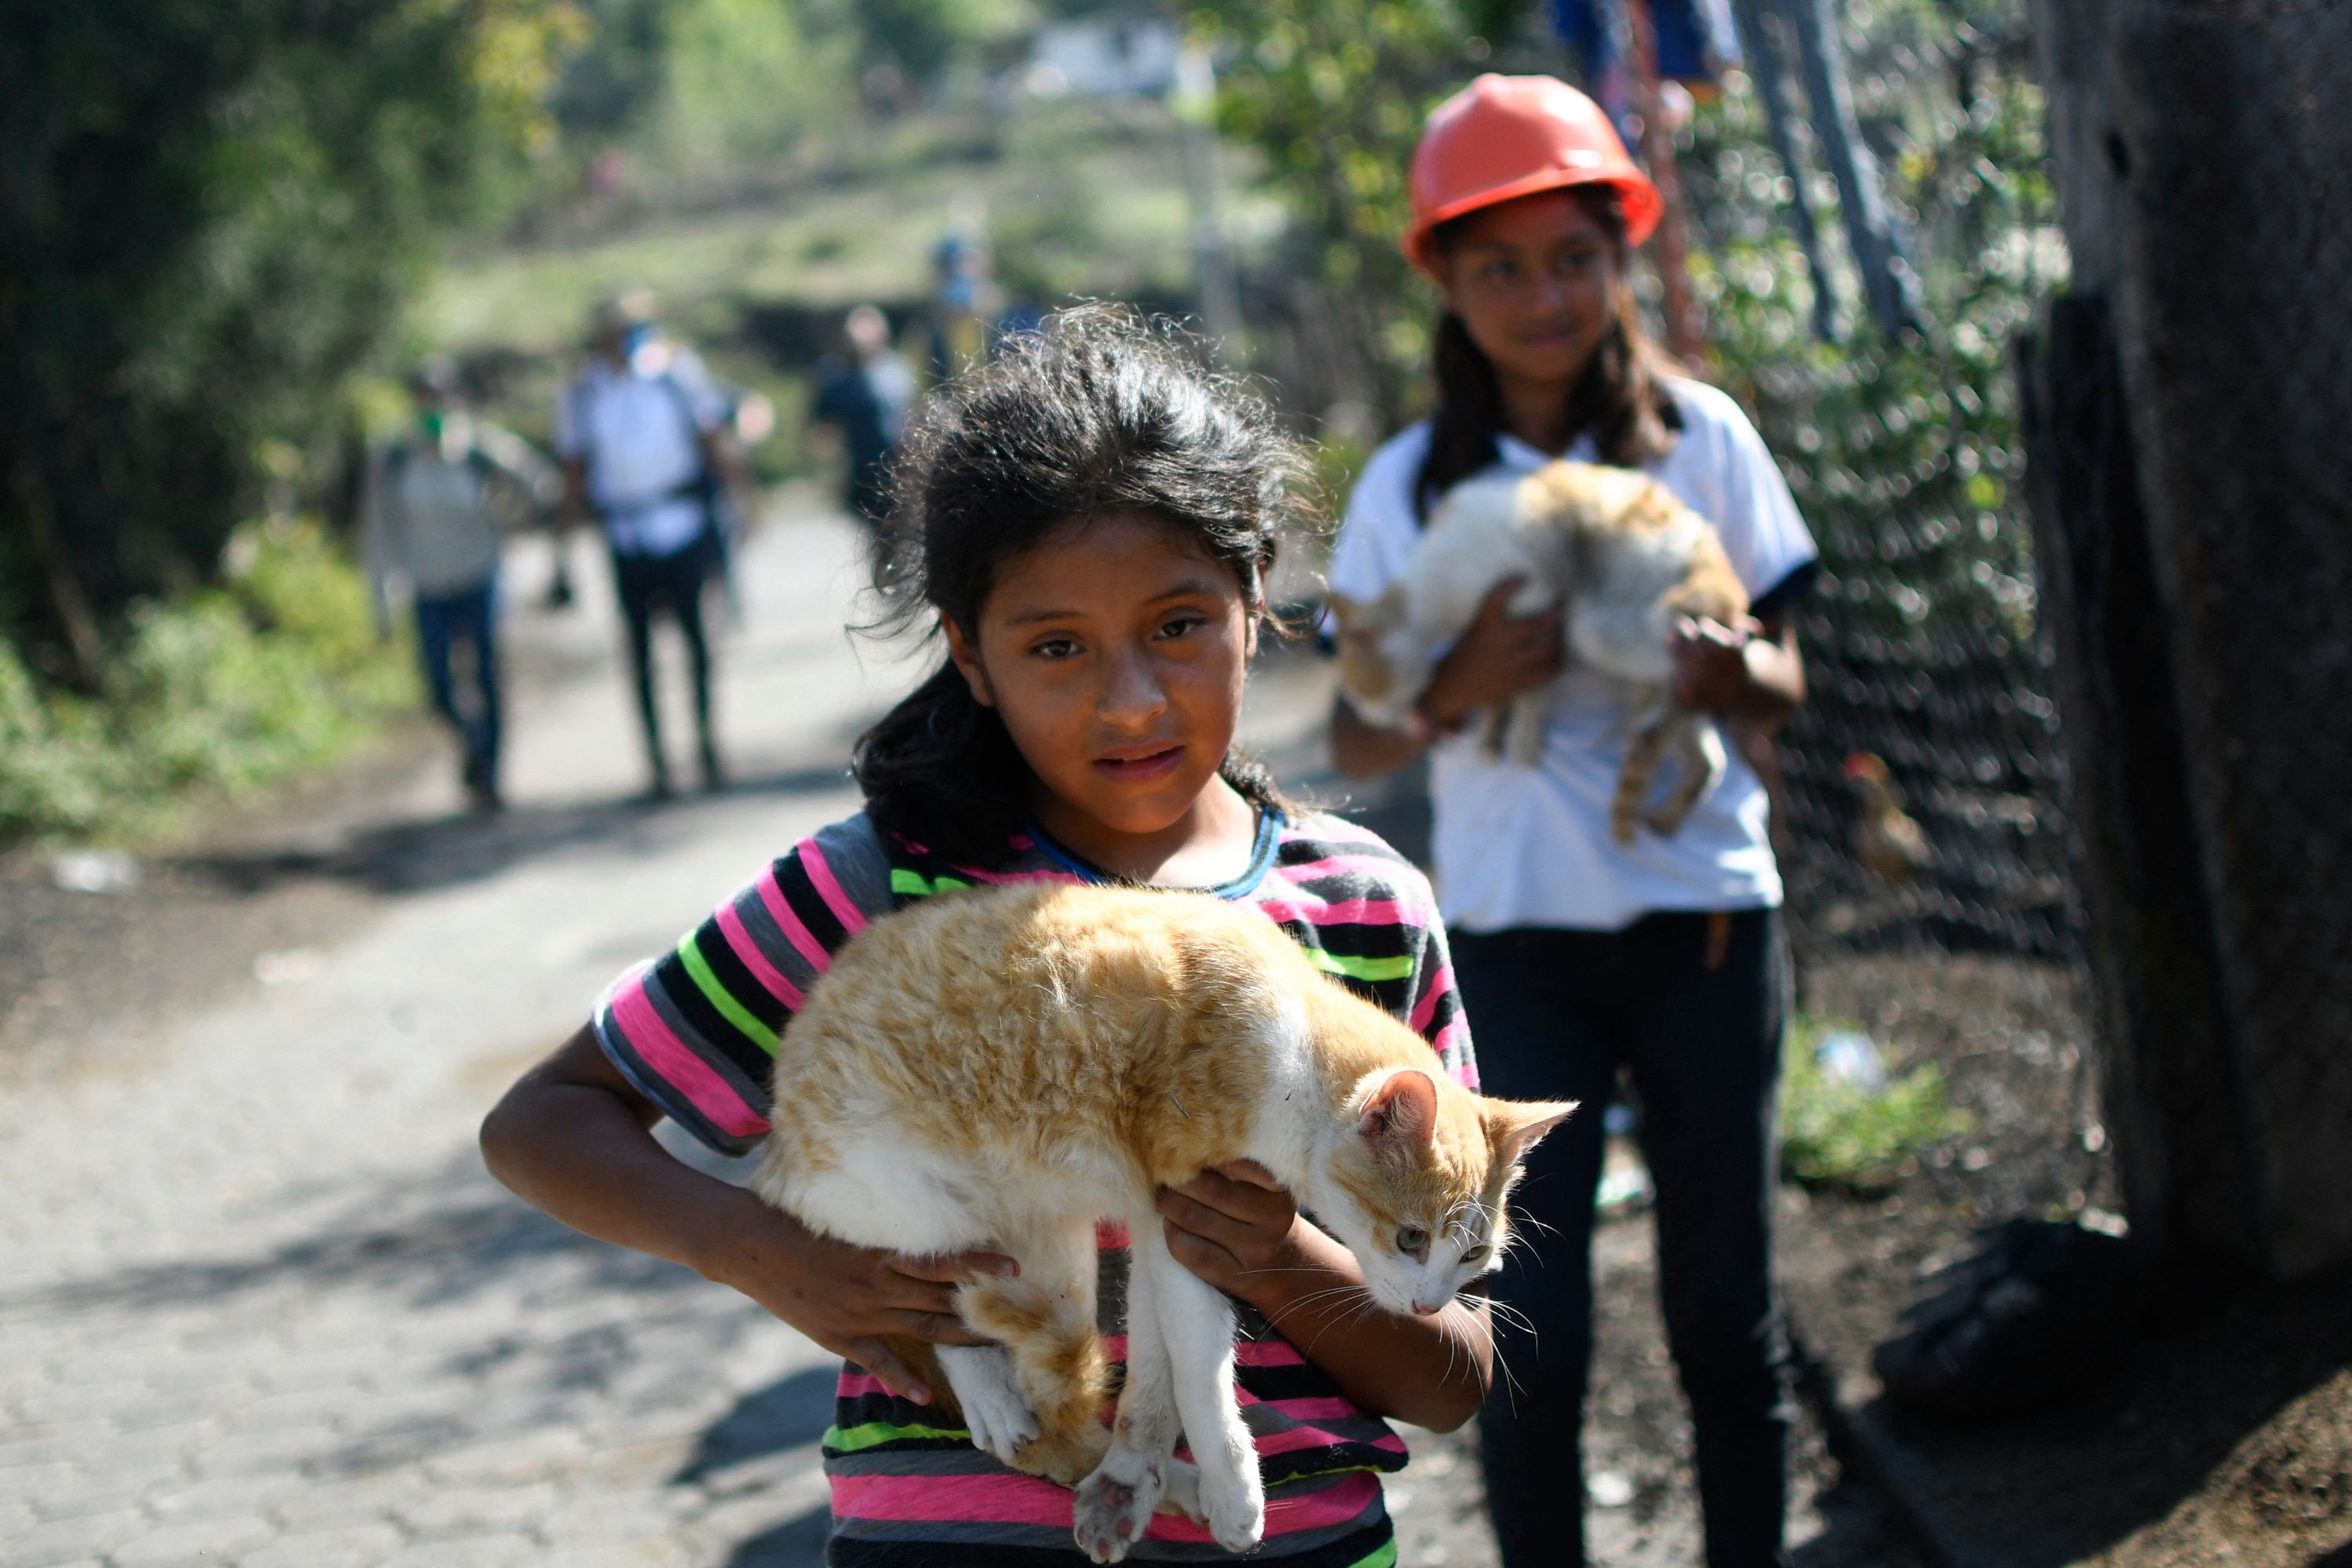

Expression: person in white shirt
xmin=364 ymin=359 xmax=556 ymax=811
xmin=1327 ymin=77 xmax=1818 ymax=1568
xmin=554 ymin=291 xmax=746 ymax=798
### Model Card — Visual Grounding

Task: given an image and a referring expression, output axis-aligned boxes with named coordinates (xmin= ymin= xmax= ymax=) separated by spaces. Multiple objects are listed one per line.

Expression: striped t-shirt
xmin=594 ymin=807 xmax=1478 ymax=1567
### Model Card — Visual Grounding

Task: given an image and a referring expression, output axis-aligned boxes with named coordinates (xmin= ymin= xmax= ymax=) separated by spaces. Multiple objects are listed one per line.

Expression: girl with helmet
xmin=1326 ymin=74 xmax=1818 ymax=1567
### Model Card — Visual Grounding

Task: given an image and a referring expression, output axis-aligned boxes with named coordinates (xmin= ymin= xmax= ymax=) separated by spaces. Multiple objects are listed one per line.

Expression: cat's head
xmin=1316 ymin=1065 xmax=1576 ymax=1318
xmin=1327 ymin=584 xmax=1424 ymax=728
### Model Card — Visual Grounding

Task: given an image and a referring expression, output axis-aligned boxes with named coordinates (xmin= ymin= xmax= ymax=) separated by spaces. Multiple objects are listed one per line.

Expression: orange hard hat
xmin=1402 ymin=74 xmax=1664 ymax=275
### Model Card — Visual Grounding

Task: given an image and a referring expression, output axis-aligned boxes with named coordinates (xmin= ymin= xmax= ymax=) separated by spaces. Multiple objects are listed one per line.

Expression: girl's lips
xmin=1093 ymin=745 xmax=1184 ymax=783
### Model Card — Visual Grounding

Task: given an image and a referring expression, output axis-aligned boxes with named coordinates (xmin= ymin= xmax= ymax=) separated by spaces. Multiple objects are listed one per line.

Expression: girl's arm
xmin=481 ymin=1025 xmax=1011 ymax=1404
xmin=1156 ymin=1163 xmax=1493 ymax=1431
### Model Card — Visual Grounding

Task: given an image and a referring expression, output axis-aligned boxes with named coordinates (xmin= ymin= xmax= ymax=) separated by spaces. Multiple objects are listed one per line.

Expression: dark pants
xmin=610 ymin=536 xmax=717 ymax=783
xmin=1454 ymin=909 xmax=1795 ymax=1568
xmin=413 ymin=575 xmax=500 ymax=795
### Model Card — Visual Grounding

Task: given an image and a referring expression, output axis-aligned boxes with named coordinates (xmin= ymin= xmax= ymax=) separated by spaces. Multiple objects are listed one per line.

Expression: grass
xmin=423 ymin=98 xmax=1260 ymax=360
xmin=1778 ymin=1016 xmax=1976 ymax=1194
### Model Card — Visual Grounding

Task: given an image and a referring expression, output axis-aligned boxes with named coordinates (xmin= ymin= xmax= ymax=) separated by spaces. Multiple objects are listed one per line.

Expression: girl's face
xmin=1436 ymin=189 xmax=1623 ymax=393
xmin=944 ymin=510 xmax=1257 ymax=851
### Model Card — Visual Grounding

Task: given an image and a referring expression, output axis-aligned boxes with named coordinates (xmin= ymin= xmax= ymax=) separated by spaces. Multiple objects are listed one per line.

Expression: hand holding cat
xmin=1421 ymin=579 xmax=1565 ymax=728
xmin=720 ymin=1209 xmax=1018 ymax=1406
xmin=1156 ymin=1160 xmax=1308 ymax=1301
xmin=1671 ymin=612 xmax=1763 ymax=711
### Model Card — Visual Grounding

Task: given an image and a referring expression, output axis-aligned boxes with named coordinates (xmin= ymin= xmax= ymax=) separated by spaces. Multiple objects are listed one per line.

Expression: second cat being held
xmin=750 ymin=880 xmax=1573 ymax=1563
xmin=1332 ymin=459 xmax=1751 ymax=844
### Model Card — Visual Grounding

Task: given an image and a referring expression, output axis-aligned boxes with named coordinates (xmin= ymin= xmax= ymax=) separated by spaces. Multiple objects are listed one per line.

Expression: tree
xmin=0 ymin=0 xmax=575 ymax=682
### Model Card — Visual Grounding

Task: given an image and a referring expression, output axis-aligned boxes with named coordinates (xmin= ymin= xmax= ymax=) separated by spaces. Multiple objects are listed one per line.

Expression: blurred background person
xmin=363 ymin=357 xmax=557 ymax=812
xmin=553 ymin=289 xmax=749 ymax=800
xmin=809 ymin=304 xmax=914 ymax=530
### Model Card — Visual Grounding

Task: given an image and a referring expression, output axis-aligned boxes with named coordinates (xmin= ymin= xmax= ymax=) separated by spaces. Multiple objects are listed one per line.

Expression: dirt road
xmin=0 ymin=505 xmax=1913 ymax=1567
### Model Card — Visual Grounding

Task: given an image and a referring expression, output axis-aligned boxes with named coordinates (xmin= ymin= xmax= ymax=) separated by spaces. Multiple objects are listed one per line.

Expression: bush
xmin=0 ymin=520 xmax=415 ymax=846
xmin=1779 ymin=1018 xmax=1975 ymax=1194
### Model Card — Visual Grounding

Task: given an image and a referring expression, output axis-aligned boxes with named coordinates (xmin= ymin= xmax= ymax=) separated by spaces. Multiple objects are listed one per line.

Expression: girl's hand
xmin=711 ymin=1202 xmax=1017 ymax=1405
xmin=1671 ymin=614 xmax=1762 ymax=712
xmin=1421 ymin=579 xmax=1565 ymax=728
xmin=1156 ymin=1160 xmax=1307 ymax=1303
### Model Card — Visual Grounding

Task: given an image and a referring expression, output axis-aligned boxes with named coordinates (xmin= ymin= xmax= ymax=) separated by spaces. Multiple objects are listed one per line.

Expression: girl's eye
xmin=1461 ymin=1244 xmax=1493 ymax=1267
xmin=1397 ymin=1227 xmax=1429 ymax=1257
xmin=1481 ymin=260 xmax=1516 ymax=284
xmin=1156 ymin=615 xmax=1204 ymax=641
xmin=1031 ymin=637 xmax=1080 ymax=660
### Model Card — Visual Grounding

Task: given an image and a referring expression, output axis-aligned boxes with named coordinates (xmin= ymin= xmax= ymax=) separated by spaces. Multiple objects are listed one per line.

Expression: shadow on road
xmin=675 ymin=1365 xmax=837 ymax=1483
xmin=717 ymin=1501 xmax=833 ymax=1566
xmin=175 ymin=758 xmax=858 ymax=898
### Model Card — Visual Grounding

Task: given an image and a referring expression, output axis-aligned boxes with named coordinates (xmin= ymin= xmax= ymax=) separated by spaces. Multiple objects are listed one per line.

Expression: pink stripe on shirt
xmin=1410 ymin=965 xmax=1453 ymax=1034
xmin=830 ymin=1468 xmax=1382 ymax=1540
xmin=1272 ymin=853 xmax=1428 ymax=887
xmin=609 ymin=979 xmax=769 ymax=1138
xmin=1254 ymin=895 xmax=1418 ymax=929
xmin=798 ymin=839 xmax=869 ymax=936
xmin=755 ymin=863 xmax=833 ymax=975
xmin=715 ymin=897 xmax=805 ymax=1012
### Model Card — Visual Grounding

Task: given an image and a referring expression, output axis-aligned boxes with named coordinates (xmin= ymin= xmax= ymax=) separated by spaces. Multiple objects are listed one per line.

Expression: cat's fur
xmin=750 ymin=881 xmax=1573 ymax=1563
xmin=1332 ymin=459 xmax=1750 ymax=843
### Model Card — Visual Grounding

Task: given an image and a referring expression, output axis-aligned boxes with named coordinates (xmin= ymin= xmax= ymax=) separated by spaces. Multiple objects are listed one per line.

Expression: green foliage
xmin=0 ymin=521 xmax=416 ymax=846
xmin=1188 ymin=0 xmax=1505 ymax=416
xmin=1 ymin=0 xmax=576 ymax=674
xmin=1779 ymin=1019 xmax=1975 ymax=1193
xmin=1683 ymin=0 xmax=2055 ymax=650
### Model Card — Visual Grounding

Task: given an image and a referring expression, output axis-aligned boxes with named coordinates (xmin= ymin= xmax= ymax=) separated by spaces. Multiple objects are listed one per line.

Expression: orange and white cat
xmin=750 ymin=881 xmax=1573 ymax=1563
xmin=1332 ymin=459 xmax=1751 ymax=843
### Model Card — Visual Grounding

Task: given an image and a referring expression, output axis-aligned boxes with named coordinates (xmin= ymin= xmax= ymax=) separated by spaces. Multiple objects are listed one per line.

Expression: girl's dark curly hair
xmin=1414 ymin=184 xmax=1685 ymax=521
xmin=853 ymin=306 xmax=1312 ymax=869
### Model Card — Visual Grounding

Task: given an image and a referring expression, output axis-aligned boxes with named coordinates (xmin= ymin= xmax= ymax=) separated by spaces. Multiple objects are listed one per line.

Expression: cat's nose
xmin=1410 ymin=1298 xmax=1443 ymax=1316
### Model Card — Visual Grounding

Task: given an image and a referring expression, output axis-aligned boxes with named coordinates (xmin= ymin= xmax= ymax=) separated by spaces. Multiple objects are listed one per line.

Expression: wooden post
xmin=2027 ymin=0 xmax=2352 ymax=1279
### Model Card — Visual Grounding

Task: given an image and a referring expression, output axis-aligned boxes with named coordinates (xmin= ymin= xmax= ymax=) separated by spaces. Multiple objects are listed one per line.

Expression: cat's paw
xmin=1152 ymin=1458 xmax=1205 ymax=1522
xmin=947 ymin=1355 xmax=1039 ymax=1466
xmin=1197 ymin=1466 xmax=1265 ymax=1555
xmin=1072 ymin=1447 xmax=1169 ymax=1564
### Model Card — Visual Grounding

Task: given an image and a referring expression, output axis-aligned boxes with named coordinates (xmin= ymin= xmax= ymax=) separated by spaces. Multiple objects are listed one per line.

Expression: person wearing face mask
xmin=364 ymin=358 xmax=557 ymax=812
xmin=553 ymin=290 xmax=749 ymax=800
xmin=1325 ymin=75 xmax=1821 ymax=1568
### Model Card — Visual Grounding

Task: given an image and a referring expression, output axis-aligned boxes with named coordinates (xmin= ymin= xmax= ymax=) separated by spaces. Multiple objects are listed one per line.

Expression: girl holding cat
xmin=484 ymin=308 xmax=1491 ymax=1566
xmin=1326 ymin=75 xmax=1820 ymax=1568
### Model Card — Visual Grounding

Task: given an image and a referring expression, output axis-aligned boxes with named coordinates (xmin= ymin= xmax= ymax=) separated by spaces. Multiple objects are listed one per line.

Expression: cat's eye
xmin=1397 ymin=1227 xmax=1429 ymax=1259
xmin=1461 ymin=1245 xmax=1493 ymax=1267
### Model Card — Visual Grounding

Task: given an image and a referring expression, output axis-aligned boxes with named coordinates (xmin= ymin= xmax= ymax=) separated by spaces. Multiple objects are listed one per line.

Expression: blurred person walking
xmin=810 ymin=304 xmax=915 ymax=528
xmin=1325 ymin=75 xmax=1820 ymax=1568
xmin=554 ymin=290 xmax=746 ymax=799
xmin=364 ymin=358 xmax=557 ymax=811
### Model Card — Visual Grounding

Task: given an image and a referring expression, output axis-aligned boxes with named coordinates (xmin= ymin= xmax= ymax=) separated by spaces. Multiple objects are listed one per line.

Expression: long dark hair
xmin=1413 ymin=185 xmax=1685 ymax=521
xmin=853 ymin=307 xmax=1310 ymax=868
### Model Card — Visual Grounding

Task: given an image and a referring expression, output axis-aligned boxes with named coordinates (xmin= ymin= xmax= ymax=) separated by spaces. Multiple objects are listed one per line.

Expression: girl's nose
xmin=1098 ymin=645 xmax=1167 ymax=728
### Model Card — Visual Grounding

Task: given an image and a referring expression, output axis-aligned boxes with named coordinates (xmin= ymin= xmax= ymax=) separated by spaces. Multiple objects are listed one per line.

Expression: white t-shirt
xmin=555 ymin=346 xmax=729 ymax=558
xmin=1327 ymin=378 xmax=1818 ymax=934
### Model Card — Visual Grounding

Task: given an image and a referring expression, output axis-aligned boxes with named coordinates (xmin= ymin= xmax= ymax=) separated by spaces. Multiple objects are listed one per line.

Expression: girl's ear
xmin=940 ymin=615 xmax=996 ymax=709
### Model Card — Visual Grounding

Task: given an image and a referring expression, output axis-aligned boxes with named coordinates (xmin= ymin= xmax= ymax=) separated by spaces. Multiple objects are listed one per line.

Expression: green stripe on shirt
xmin=1307 ymin=948 xmax=1416 ymax=983
xmin=1346 ymin=1539 xmax=1399 ymax=1568
xmin=825 ymin=1419 xmax=972 ymax=1453
xmin=890 ymin=869 xmax=973 ymax=898
xmin=677 ymin=932 xmax=780 ymax=1054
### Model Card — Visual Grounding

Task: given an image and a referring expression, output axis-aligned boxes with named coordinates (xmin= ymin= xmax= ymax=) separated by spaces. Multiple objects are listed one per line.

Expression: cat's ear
xmin=1485 ymin=1098 xmax=1579 ymax=1167
xmin=1358 ymin=1068 xmax=1439 ymax=1151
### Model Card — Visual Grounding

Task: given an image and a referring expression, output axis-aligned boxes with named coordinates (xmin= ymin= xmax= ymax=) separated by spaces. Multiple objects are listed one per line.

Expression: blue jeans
xmin=413 ymin=575 xmax=501 ymax=792
xmin=1454 ymin=910 xmax=1795 ymax=1568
